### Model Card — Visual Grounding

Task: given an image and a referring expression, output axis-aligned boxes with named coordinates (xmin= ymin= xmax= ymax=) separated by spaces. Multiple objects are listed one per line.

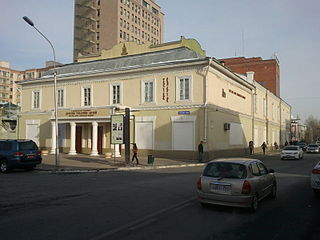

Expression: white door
xmin=172 ymin=121 xmax=194 ymax=150
xmin=26 ymin=123 xmax=39 ymax=145
xmin=136 ymin=122 xmax=153 ymax=150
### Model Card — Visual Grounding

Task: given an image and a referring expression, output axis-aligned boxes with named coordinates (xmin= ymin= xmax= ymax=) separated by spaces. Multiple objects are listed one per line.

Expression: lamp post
xmin=22 ymin=16 xmax=59 ymax=169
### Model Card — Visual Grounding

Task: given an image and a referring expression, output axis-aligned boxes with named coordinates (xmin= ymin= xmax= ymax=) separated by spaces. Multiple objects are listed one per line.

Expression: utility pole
xmin=124 ymin=108 xmax=130 ymax=164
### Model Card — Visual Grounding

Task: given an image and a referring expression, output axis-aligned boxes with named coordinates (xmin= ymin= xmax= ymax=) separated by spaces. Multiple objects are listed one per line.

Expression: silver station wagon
xmin=197 ymin=158 xmax=277 ymax=212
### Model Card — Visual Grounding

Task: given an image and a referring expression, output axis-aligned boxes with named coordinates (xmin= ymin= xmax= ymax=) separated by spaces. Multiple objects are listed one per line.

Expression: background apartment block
xmin=74 ymin=0 xmax=164 ymax=61
xmin=219 ymin=57 xmax=280 ymax=97
xmin=0 ymin=61 xmax=57 ymax=106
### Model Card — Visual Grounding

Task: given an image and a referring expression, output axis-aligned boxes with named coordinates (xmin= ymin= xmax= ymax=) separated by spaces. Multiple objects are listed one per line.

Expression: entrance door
xmin=136 ymin=122 xmax=153 ymax=150
xmin=172 ymin=121 xmax=194 ymax=150
xmin=26 ymin=123 xmax=40 ymax=146
xmin=98 ymin=126 xmax=103 ymax=154
xmin=76 ymin=126 xmax=82 ymax=153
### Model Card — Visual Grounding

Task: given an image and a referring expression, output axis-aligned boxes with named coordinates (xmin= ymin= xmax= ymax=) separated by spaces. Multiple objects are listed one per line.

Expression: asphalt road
xmin=1 ymin=153 xmax=319 ymax=240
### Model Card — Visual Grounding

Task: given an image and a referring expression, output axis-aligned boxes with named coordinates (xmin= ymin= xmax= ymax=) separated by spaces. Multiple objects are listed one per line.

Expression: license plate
xmin=27 ymin=155 xmax=35 ymax=159
xmin=211 ymin=183 xmax=231 ymax=192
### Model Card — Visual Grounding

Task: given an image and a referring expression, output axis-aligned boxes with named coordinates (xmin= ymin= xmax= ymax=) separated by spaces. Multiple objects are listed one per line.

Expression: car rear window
xmin=203 ymin=162 xmax=247 ymax=179
xmin=18 ymin=141 xmax=38 ymax=151
xmin=284 ymin=147 xmax=298 ymax=150
xmin=309 ymin=145 xmax=318 ymax=147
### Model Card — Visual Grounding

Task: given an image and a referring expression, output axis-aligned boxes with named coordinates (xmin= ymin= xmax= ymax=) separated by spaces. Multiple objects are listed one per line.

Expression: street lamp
xmin=22 ymin=16 xmax=59 ymax=170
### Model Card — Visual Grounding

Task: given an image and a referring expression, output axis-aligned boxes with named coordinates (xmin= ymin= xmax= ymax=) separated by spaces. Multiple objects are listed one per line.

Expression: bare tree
xmin=305 ymin=116 xmax=320 ymax=143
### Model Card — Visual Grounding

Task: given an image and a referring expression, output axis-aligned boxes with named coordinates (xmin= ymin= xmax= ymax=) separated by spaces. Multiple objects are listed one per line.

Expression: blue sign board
xmin=178 ymin=111 xmax=190 ymax=115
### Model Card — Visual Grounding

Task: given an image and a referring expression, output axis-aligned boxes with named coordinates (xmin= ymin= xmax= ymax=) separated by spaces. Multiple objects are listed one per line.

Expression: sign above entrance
xmin=58 ymin=108 xmax=111 ymax=118
xmin=111 ymin=115 xmax=124 ymax=144
xmin=65 ymin=109 xmax=98 ymax=117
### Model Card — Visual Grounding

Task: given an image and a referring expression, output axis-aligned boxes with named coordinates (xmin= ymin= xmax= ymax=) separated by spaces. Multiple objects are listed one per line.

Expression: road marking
xmin=89 ymin=197 xmax=197 ymax=240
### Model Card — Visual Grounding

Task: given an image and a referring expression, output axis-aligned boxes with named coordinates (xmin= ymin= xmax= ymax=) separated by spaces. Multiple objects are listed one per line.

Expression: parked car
xmin=311 ymin=161 xmax=320 ymax=194
xmin=196 ymin=158 xmax=277 ymax=212
xmin=0 ymin=139 xmax=42 ymax=173
xmin=306 ymin=144 xmax=319 ymax=153
xmin=296 ymin=142 xmax=307 ymax=151
xmin=281 ymin=145 xmax=304 ymax=160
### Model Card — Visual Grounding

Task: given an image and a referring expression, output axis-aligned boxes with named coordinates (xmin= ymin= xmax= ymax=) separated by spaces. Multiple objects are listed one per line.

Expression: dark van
xmin=0 ymin=140 xmax=42 ymax=173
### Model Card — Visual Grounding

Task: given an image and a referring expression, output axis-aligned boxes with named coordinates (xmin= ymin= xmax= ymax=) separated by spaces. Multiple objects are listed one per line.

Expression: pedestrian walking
xmin=131 ymin=143 xmax=139 ymax=165
xmin=249 ymin=141 xmax=254 ymax=155
xmin=261 ymin=142 xmax=267 ymax=155
xmin=198 ymin=141 xmax=204 ymax=162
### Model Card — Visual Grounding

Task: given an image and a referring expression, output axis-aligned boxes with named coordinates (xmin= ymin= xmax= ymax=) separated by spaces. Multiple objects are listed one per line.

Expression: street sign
xmin=178 ymin=111 xmax=190 ymax=115
xmin=111 ymin=115 xmax=124 ymax=144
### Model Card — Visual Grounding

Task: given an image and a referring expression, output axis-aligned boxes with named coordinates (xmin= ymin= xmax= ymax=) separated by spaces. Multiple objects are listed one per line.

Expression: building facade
xmin=18 ymin=39 xmax=291 ymax=160
xmin=219 ymin=57 xmax=280 ymax=97
xmin=74 ymin=0 xmax=164 ymax=61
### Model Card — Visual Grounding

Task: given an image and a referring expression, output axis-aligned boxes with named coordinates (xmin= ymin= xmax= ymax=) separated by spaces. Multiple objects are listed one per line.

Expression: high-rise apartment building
xmin=74 ymin=0 xmax=164 ymax=61
xmin=0 ymin=61 xmax=58 ymax=105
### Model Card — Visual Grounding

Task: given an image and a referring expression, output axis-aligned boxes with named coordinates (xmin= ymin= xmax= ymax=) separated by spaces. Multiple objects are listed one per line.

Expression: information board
xmin=111 ymin=115 xmax=124 ymax=144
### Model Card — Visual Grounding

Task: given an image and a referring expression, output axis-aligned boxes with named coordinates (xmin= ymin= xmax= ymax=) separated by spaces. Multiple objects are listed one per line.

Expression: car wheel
xmin=269 ymin=184 xmax=277 ymax=199
xmin=200 ymin=202 xmax=210 ymax=208
xmin=313 ymin=189 xmax=320 ymax=194
xmin=0 ymin=160 xmax=10 ymax=173
xmin=250 ymin=194 xmax=259 ymax=213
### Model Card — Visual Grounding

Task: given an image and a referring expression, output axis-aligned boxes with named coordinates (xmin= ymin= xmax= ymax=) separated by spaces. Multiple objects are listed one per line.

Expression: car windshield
xmin=18 ymin=141 xmax=38 ymax=151
xmin=308 ymin=145 xmax=318 ymax=147
xmin=203 ymin=162 xmax=247 ymax=179
xmin=284 ymin=147 xmax=298 ymax=150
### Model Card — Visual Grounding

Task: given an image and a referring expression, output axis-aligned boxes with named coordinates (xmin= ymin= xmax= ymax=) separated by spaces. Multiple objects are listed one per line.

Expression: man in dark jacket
xmin=198 ymin=141 xmax=204 ymax=162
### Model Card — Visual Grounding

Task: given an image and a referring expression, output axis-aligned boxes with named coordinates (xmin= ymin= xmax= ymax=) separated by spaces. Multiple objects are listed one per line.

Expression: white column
xmin=50 ymin=121 xmax=56 ymax=154
xmin=112 ymin=144 xmax=121 ymax=157
xmin=68 ymin=122 xmax=77 ymax=155
xmin=90 ymin=121 xmax=99 ymax=156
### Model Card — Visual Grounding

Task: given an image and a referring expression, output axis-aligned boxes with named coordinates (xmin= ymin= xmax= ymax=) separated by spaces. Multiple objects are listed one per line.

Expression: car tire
xmin=269 ymin=183 xmax=277 ymax=200
xmin=313 ymin=189 xmax=320 ymax=194
xmin=200 ymin=202 xmax=210 ymax=208
xmin=0 ymin=160 xmax=10 ymax=173
xmin=250 ymin=194 xmax=259 ymax=213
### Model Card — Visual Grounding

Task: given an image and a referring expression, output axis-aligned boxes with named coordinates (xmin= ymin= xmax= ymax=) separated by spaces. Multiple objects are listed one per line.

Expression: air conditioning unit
xmin=224 ymin=123 xmax=230 ymax=130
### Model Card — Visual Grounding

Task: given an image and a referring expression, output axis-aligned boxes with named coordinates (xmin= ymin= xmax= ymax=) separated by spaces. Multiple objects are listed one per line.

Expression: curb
xmin=37 ymin=163 xmax=206 ymax=174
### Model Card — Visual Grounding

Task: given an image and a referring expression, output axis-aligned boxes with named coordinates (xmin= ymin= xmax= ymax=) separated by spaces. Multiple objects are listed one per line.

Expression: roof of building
xmin=41 ymin=47 xmax=207 ymax=79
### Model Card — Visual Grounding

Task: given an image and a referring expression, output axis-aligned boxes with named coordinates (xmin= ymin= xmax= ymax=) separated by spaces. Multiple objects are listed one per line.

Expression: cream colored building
xmin=74 ymin=0 xmax=164 ymax=61
xmin=18 ymin=38 xmax=291 ymax=160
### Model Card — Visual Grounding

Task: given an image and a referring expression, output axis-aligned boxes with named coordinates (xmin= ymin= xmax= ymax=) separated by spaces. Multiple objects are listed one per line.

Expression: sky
xmin=1 ymin=0 xmax=319 ymax=123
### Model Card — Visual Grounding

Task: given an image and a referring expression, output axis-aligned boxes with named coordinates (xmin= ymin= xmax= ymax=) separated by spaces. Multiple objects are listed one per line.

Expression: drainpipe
xmin=247 ymin=72 xmax=255 ymax=147
xmin=279 ymin=100 xmax=282 ymax=146
xmin=266 ymin=91 xmax=269 ymax=145
xmin=204 ymin=58 xmax=212 ymax=143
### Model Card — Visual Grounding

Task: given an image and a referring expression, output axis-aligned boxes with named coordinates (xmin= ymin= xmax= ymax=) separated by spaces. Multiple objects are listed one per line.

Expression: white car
xmin=311 ymin=161 xmax=320 ymax=193
xmin=306 ymin=144 xmax=319 ymax=153
xmin=280 ymin=145 xmax=303 ymax=160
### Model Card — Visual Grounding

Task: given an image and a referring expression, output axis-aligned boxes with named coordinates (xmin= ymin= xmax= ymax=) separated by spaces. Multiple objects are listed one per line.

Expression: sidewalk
xmin=38 ymin=153 xmax=203 ymax=172
xmin=37 ymin=150 xmax=280 ymax=173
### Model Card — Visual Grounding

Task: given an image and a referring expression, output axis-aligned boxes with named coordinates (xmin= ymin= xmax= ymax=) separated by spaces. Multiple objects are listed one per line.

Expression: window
xmin=250 ymin=163 xmax=260 ymax=176
xmin=83 ymin=87 xmax=91 ymax=106
xmin=257 ymin=163 xmax=268 ymax=175
xmin=32 ymin=90 xmax=40 ymax=109
xmin=177 ymin=76 xmax=191 ymax=101
xmin=143 ymin=80 xmax=154 ymax=103
xmin=112 ymin=84 xmax=121 ymax=104
xmin=57 ymin=88 xmax=64 ymax=107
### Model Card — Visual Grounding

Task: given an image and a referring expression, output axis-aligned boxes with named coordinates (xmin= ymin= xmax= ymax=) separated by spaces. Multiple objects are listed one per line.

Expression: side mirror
xmin=268 ymin=169 xmax=275 ymax=173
